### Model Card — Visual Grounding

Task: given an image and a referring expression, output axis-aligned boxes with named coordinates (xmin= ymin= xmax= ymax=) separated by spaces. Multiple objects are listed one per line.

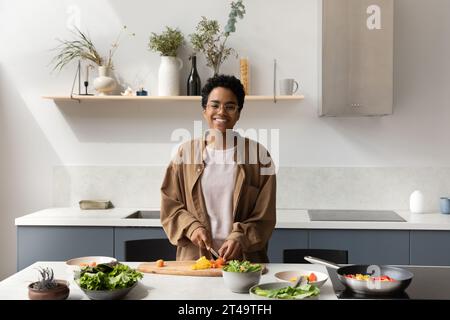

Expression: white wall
xmin=1 ymin=0 xmax=450 ymax=168
xmin=0 ymin=63 xmax=62 ymax=280
xmin=0 ymin=0 xmax=449 ymax=278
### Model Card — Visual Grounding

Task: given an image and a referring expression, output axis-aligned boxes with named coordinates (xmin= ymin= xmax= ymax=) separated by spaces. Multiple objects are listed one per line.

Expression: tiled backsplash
xmin=53 ymin=166 xmax=450 ymax=212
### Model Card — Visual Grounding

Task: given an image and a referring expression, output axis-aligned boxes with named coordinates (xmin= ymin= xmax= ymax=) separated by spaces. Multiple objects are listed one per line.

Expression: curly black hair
xmin=201 ymin=74 xmax=245 ymax=112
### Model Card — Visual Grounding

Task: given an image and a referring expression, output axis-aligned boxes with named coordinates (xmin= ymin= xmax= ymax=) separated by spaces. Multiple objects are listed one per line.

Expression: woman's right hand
xmin=190 ymin=227 xmax=212 ymax=250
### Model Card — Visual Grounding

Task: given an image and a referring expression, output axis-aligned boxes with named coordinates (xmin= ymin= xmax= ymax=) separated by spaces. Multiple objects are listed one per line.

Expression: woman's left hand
xmin=218 ymin=240 xmax=242 ymax=261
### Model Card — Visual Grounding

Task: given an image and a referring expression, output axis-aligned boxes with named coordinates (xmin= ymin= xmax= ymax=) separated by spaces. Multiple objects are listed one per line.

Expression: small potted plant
xmin=51 ymin=26 xmax=135 ymax=95
xmin=28 ymin=267 xmax=69 ymax=300
xmin=190 ymin=0 xmax=245 ymax=76
xmin=148 ymin=26 xmax=184 ymax=96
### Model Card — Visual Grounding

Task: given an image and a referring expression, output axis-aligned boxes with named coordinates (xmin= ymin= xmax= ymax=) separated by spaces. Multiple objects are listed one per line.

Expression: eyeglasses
xmin=206 ymin=103 xmax=239 ymax=114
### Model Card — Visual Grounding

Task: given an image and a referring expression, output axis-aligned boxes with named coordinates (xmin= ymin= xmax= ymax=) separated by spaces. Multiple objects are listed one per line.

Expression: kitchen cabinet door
xmin=410 ymin=231 xmax=450 ymax=266
xmin=309 ymin=229 xmax=409 ymax=264
xmin=17 ymin=226 xmax=114 ymax=271
xmin=320 ymin=0 xmax=394 ymax=116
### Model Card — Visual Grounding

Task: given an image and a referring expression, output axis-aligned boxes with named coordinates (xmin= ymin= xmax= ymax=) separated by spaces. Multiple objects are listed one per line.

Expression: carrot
xmin=156 ymin=259 xmax=165 ymax=267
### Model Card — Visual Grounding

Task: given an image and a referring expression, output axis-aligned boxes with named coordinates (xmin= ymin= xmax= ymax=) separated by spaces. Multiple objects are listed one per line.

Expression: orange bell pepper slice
xmin=308 ymin=272 xmax=317 ymax=282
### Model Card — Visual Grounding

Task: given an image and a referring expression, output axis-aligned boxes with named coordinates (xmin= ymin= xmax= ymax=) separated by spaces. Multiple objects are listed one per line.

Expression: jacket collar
xmin=199 ymin=130 xmax=246 ymax=164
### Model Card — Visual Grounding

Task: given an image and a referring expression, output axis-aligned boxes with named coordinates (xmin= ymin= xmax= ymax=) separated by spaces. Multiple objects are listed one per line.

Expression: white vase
xmin=409 ymin=190 xmax=425 ymax=213
xmin=94 ymin=66 xmax=116 ymax=96
xmin=158 ymin=56 xmax=183 ymax=96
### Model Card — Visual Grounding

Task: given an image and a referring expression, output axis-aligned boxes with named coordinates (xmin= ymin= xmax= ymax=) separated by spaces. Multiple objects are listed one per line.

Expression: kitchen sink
xmin=124 ymin=210 xmax=160 ymax=219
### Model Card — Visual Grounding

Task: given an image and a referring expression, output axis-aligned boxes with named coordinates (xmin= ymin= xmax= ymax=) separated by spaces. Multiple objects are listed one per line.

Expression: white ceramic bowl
xmin=274 ymin=270 xmax=328 ymax=288
xmin=222 ymin=269 xmax=262 ymax=293
xmin=65 ymin=256 xmax=117 ymax=274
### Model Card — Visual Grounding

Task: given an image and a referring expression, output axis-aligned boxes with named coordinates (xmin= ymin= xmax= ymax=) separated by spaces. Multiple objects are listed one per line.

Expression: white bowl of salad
xmin=222 ymin=260 xmax=263 ymax=293
xmin=74 ymin=263 xmax=143 ymax=300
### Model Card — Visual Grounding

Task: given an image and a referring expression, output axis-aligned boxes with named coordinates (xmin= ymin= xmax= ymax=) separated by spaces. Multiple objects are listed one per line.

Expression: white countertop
xmin=15 ymin=207 xmax=161 ymax=227
xmin=15 ymin=207 xmax=450 ymax=230
xmin=0 ymin=261 xmax=337 ymax=300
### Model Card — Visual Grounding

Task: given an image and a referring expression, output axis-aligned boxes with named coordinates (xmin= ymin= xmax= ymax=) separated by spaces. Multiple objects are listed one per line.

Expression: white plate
xmin=65 ymin=256 xmax=117 ymax=274
xmin=274 ymin=270 xmax=328 ymax=288
xmin=249 ymin=282 xmax=320 ymax=300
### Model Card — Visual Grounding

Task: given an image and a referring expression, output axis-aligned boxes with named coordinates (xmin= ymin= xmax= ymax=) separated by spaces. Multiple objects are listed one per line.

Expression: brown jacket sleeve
xmin=227 ymin=154 xmax=277 ymax=253
xmin=160 ymin=161 xmax=203 ymax=247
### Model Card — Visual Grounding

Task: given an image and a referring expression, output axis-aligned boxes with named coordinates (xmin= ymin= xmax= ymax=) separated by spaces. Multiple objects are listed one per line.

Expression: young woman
xmin=161 ymin=75 xmax=276 ymax=262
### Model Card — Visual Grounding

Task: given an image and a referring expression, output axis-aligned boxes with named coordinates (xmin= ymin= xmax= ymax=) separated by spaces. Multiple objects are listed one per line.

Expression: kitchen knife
xmin=209 ymin=247 xmax=220 ymax=259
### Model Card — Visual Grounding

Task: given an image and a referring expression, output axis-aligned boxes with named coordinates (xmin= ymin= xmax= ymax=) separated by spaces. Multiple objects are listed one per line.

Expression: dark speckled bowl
xmin=78 ymin=281 xmax=138 ymax=300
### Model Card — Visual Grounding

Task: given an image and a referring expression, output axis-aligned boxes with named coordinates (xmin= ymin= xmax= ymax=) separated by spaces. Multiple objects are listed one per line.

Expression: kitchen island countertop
xmin=3 ymin=261 xmax=450 ymax=300
xmin=14 ymin=207 xmax=450 ymax=230
xmin=0 ymin=262 xmax=337 ymax=300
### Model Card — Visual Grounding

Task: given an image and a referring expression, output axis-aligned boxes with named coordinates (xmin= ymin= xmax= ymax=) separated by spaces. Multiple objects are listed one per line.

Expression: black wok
xmin=305 ymin=256 xmax=414 ymax=296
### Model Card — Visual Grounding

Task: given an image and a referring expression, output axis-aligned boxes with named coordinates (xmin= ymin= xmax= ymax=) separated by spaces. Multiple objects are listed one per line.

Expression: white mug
xmin=279 ymin=78 xmax=299 ymax=95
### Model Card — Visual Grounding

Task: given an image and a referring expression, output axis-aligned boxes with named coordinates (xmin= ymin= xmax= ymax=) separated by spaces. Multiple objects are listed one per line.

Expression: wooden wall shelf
xmin=42 ymin=95 xmax=304 ymax=102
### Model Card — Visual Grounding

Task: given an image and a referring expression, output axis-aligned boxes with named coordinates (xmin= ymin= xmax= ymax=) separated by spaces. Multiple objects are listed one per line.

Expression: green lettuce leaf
xmin=76 ymin=263 xmax=143 ymax=291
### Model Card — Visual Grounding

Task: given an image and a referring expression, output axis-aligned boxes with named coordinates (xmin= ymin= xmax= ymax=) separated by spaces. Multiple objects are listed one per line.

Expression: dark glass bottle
xmin=187 ymin=55 xmax=201 ymax=96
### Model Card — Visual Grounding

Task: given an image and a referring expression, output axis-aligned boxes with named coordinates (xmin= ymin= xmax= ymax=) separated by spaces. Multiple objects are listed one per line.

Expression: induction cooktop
xmin=308 ymin=210 xmax=406 ymax=222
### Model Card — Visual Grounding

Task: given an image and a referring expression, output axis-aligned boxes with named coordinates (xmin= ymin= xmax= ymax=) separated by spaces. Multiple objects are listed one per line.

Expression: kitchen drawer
xmin=410 ymin=231 xmax=450 ymax=266
xmin=309 ymin=229 xmax=410 ymax=265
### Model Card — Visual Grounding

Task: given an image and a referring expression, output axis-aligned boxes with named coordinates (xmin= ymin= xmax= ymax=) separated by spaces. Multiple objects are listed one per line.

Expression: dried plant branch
xmin=51 ymin=25 xmax=135 ymax=72
xmin=189 ymin=0 xmax=245 ymax=75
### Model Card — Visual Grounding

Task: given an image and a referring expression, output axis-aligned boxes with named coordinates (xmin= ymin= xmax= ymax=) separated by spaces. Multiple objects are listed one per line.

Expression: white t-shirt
xmin=201 ymin=145 xmax=237 ymax=251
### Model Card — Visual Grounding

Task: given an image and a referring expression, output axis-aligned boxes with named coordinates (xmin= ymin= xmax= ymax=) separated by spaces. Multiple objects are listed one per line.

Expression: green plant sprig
xmin=224 ymin=0 xmax=246 ymax=36
xmin=148 ymin=26 xmax=184 ymax=57
xmin=189 ymin=0 xmax=246 ymax=75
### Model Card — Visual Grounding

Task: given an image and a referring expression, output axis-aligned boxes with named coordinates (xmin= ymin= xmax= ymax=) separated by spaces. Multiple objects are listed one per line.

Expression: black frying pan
xmin=305 ymin=256 xmax=413 ymax=296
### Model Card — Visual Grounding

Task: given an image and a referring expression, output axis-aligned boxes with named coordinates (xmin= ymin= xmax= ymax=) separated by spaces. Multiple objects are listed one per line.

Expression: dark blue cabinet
xmin=309 ymin=229 xmax=410 ymax=265
xmin=410 ymin=231 xmax=450 ymax=266
xmin=17 ymin=226 xmax=450 ymax=270
xmin=17 ymin=226 xmax=114 ymax=270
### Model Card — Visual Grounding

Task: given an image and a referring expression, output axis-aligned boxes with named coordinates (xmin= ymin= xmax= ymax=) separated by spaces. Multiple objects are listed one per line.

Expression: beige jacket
xmin=160 ymin=135 xmax=276 ymax=263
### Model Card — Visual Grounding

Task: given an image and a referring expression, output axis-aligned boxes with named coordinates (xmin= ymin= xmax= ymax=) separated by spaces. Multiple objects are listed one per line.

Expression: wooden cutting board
xmin=137 ymin=261 xmax=223 ymax=277
xmin=137 ymin=261 xmax=268 ymax=277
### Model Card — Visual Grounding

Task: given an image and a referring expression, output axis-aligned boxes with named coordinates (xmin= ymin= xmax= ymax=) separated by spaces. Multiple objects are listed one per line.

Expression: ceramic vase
xmin=410 ymin=190 xmax=425 ymax=213
xmin=158 ymin=56 xmax=183 ymax=96
xmin=94 ymin=66 xmax=116 ymax=96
